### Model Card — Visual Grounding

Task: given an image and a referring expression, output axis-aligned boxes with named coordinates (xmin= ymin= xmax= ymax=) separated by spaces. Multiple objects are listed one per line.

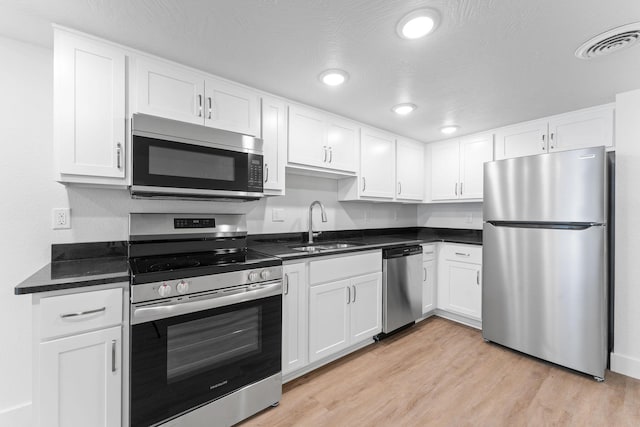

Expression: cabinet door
xmin=494 ymin=119 xmax=548 ymax=159
xmin=39 ymin=326 xmax=121 ymax=427
xmin=282 ymin=263 xmax=307 ymax=375
xmin=349 ymin=273 xmax=382 ymax=344
xmin=54 ymin=30 xmax=126 ymax=180
xmin=396 ymin=139 xmax=425 ymax=201
xmin=308 ymin=280 xmax=350 ymax=363
xmin=204 ymin=77 xmax=260 ymax=136
xmin=288 ymin=105 xmax=327 ymax=168
xmin=261 ymin=96 xmax=287 ymax=193
xmin=135 ymin=56 xmax=205 ymax=125
xmin=422 ymin=259 xmax=436 ymax=314
xmin=459 ymin=133 xmax=493 ymax=200
xmin=430 ymin=140 xmax=460 ymax=200
xmin=444 ymin=261 xmax=482 ymax=320
xmin=360 ymin=128 xmax=396 ymax=199
xmin=326 ymin=118 xmax=358 ymax=173
xmin=548 ymin=105 xmax=614 ymax=152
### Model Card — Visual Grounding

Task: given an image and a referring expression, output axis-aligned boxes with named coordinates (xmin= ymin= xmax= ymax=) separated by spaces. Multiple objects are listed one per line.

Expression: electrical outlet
xmin=53 ymin=208 xmax=71 ymax=229
xmin=465 ymin=212 xmax=473 ymax=224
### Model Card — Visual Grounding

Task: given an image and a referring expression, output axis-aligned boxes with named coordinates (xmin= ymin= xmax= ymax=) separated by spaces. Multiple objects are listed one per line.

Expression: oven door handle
xmin=131 ymin=281 xmax=282 ymax=325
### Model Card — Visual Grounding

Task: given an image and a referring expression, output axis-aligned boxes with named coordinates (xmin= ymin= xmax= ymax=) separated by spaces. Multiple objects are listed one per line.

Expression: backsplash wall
xmin=417 ymin=203 xmax=483 ymax=230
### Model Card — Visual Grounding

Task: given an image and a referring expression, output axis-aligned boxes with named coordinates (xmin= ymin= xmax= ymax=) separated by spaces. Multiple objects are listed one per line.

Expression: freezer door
xmin=482 ymin=222 xmax=607 ymax=378
xmin=484 ymin=146 xmax=606 ymax=223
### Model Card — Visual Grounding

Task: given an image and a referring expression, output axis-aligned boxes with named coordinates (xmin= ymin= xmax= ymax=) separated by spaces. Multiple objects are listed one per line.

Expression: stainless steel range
xmin=127 ymin=213 xmax=282 ymax=427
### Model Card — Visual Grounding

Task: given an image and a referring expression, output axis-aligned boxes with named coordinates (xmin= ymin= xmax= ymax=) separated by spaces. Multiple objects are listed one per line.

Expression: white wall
xmin=417 ymin=203 xmax=483 ymax=230
xmin=248 ymin=172 xmax=417 ymax=234
xmin=611 ymin=89 xmax=640 ymax=379
xmin=0 ymin=36 xmax=417 ymax=423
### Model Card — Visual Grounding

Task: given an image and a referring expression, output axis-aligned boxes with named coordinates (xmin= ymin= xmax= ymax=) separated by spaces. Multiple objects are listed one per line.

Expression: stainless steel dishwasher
xmin=379 ymin=245 xmax=424 ymax=337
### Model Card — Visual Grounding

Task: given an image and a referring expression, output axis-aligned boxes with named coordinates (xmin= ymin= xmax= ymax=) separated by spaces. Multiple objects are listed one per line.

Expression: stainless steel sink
xmin=290 ymin=242 xmax=364 ymax=252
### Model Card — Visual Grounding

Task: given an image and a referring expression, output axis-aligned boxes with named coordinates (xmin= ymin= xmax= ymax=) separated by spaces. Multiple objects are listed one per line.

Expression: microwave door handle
xmin=131 ymin=281 xmax=282 ymax=325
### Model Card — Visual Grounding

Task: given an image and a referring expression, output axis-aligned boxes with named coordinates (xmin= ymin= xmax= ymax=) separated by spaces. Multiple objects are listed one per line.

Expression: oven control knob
xmin=260 ymin=270 xmax=271 ymax=280
xmin=158 ymin=283 xmax=172 ymax=298
xmin=248 ymin=271 xmax=259 ymax=282
xmin=176 ymin=280 xmax=189 ymax=294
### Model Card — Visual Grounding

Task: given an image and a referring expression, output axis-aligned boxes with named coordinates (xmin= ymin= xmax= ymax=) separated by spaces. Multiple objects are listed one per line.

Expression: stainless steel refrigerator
xmin=482 ymin=146 xmax=609 ymax=380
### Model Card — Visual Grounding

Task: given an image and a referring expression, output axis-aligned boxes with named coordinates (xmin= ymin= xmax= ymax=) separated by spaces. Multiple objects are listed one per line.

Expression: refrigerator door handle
xmin=486 ymin=221 xmax=601 ymax=230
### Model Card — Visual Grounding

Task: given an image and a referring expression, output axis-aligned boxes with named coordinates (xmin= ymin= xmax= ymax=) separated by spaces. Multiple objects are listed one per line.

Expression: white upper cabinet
xmin=135 ymin=57 xmax=204 ymax=125
xmin=547 ymin=104 xmax=614 ymax=153
xmin=327 ymin=118 xmax=359 ymax=172
xmin=430 ymin=140 xmax=460 ymax=201
xmin=459 ymin=133 xmax=494 ymax=199
xmin=396 ymin=139 xmax=425 ymax=201
xmin=288 ymin=104 xmax=358 ymax=174
xmin=261 ymin=96 xmax=287 ymax=194
xmin=204 ymin=77 xmax=261 ymax=136
xmin=360 ymin=128 xmax=396 ymax=199
xmin=428 ymin=132 xmax=493 ymax=202
xmin=494 ymin=119 xmax=547 ymax=160
xmin=134 ymin=56 xmax=260 ymax=136
xmin=54 ymin=27 xmax=127 ymax=185
xmin=495 ymin=104 xmax=614 ymax=160
xmin=288 ymin=105 xmax=327 ymax=169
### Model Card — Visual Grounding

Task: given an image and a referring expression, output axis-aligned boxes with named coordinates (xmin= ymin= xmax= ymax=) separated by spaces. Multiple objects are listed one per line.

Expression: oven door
xmin=130 ymin=281 xmax=281 ymax=427
xmin=131 ymin=134 xmax=263 ymax=200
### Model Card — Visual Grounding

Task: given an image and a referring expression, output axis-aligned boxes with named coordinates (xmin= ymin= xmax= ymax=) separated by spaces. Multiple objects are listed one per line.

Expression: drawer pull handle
xmin=454 ymin=252 xmax=470 ymax=257
xmin=60 ymin=307 xmax=106 ymax=319
xmin=424 ymin=267 xmax=427 ymax=281
xmin=352 ymin=285 xmax=356 ymax=303
xmin=477 ymin=271 xmax=480 ymax=285
xmin=423 ymin=251 xmax=434 ymax=255
xmin=347 ymin=286 xmax=351 ymax=305
xmin=284 ymin=273 xmax=289 ymax=295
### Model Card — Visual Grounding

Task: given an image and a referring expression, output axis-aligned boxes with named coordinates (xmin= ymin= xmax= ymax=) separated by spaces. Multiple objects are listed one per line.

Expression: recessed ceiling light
xmin=440 ymin=125 xmax=459 ymax=135
xmin=392 ymin=103 xmax=417 ymax=115
xmin=397 ymin=9 xmax=440 ymax=40
xmin=319 ymin=69 xmax=349 ymax=86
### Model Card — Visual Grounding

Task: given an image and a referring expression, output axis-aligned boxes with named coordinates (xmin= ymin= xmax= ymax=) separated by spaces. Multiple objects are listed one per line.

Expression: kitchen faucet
xmin=308 ymin=200 xmax=328 ymax=244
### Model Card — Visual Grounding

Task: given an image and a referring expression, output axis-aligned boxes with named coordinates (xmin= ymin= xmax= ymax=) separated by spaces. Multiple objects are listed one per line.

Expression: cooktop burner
xmin=129 ymin=249 xmax=281 ymax=285
xmin=132 ymin=250 xmax=247 ymax=275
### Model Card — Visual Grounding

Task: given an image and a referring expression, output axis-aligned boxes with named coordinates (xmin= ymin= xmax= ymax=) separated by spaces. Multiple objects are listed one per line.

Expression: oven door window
xmin=132 ymin=135 xmax=249 ymax=191
xmin=130 ymin=295 xmax=281 ymax=427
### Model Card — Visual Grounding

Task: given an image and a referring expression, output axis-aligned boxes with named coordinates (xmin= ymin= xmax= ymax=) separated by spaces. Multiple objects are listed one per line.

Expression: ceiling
xmin=1 ymin=0 xmax=639 ymax=142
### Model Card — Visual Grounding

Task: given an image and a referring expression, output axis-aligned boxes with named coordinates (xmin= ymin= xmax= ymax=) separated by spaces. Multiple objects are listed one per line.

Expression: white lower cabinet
xmin=282 ymin=262 xmax=308 ymax=376
xmin=282 ymin=251 xmax=382 ymax=378
xmin=33 ymin=286 xmax=125 ymax=427
xmin=421 ymin=244 xmax=436 ymax=315
xmin=309 ymin=273 xmax=381 ymax=363
xmin=437 ymin=244 xmax=482 ymax=323
xmin=350 ymin=273 xmax=383 ymax=343
xmin=309 ymin=279 xmax=351 ymax=361
xmin=39 ymin=326 xmax=122 ymax=427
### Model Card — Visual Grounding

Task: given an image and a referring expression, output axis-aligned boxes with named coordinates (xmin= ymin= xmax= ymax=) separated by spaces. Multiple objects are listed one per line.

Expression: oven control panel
xmin=131 ymin=266 xmax=283 ymax=304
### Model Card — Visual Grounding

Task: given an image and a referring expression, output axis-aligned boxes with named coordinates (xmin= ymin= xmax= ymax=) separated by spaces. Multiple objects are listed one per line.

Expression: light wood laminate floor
xmin=241 ymin=317 xmax=640 ymax=427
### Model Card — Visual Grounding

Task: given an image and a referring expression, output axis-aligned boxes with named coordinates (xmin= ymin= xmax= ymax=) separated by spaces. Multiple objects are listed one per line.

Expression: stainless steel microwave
xmin=130 ymin=114 xmax=264 ymax=201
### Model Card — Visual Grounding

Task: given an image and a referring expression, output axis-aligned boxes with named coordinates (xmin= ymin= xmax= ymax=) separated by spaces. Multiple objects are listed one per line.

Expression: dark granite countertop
xmin=15 ymin=228 xmax=482 ymax=294
xmin=15 ymin=242 xmax=129 ymax=295
xmin=248 ymin=227 xmax=482 ymax=261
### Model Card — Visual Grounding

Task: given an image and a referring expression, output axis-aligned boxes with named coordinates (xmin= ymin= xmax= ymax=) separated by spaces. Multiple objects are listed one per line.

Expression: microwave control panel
xmin=247 ymin=154 xmax=264 ymax=192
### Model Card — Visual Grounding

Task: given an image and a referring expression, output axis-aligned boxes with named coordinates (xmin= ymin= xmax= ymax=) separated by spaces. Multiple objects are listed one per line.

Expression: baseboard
xmin=0 ymin=402 xmax=32 ymax=427
xmin=434 ymin=310 xmax=482 ymax=330
xmin=611 ymin=351 xmax=640 ymax=380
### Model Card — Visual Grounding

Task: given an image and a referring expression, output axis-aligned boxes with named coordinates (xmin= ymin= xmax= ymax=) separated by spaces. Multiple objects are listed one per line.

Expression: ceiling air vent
xmin=575 ymin=22 xmax=640 ymax=59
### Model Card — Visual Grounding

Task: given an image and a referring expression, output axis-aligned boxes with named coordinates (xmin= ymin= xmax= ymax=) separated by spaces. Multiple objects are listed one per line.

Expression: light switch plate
xmin=465 ymin=212 xmax=473 ymax=223
xmin=272 ymin=208 xmax=285 ymax=222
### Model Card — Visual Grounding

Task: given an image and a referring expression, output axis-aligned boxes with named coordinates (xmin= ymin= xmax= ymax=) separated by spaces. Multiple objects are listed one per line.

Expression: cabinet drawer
xmin=310 ymin=251 xmax=381 ymax=285
xmin=422 ymin=244 xmax=436 ymax=261
xmin=441 ymin=244 xmax=482 ymax=264
xmin=40 ymin=288 xmax=123 ymax=340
